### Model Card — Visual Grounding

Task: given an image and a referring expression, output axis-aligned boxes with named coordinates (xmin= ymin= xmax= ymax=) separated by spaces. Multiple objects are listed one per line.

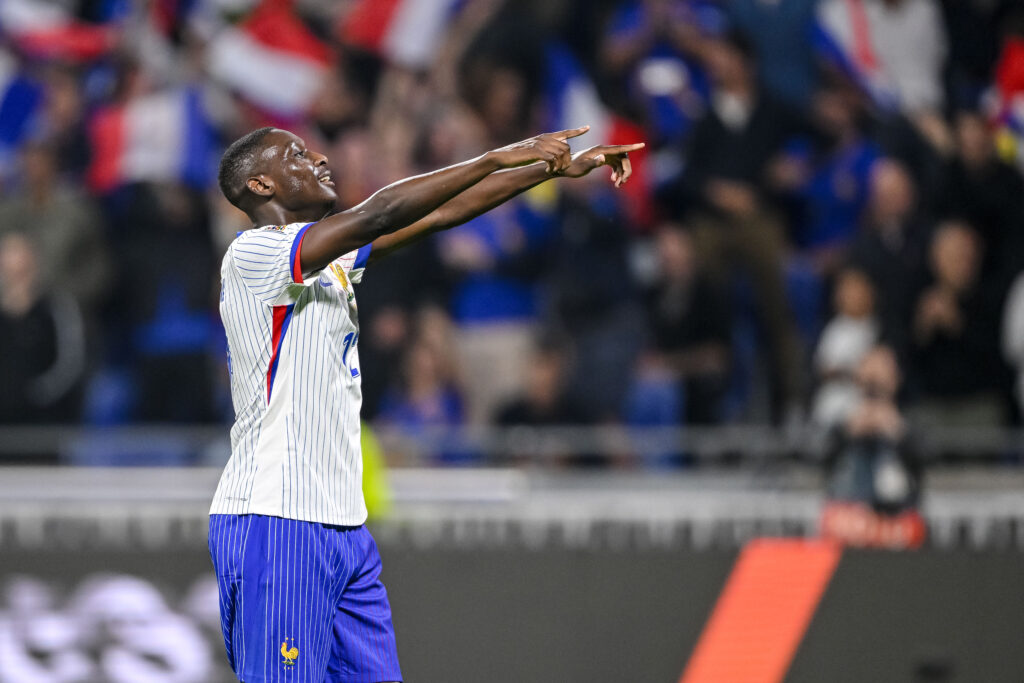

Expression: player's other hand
xmin=562 ymin=142 xmax=645 ymax=188
xmin=487 ymin=126 xmax=591 ymax=175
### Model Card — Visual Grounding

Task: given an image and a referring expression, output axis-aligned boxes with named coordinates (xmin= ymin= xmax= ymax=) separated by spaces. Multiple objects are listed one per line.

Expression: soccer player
xmin=207 ymin=125 xmax=643 ymax=683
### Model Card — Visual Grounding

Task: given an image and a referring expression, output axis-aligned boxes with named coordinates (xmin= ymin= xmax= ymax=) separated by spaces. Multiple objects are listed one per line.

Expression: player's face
xmin=261 ymin=129 xmax=337 ymax=214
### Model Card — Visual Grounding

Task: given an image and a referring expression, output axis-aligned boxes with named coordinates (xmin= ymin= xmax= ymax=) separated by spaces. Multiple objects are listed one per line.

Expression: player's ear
xmin=246 ymin=175 xmax=275 ymax=198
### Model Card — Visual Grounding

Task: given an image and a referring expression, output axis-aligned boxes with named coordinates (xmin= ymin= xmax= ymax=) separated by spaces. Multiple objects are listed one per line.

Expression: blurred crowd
xmin=5 ymin=0 xmax=1024 ymax=461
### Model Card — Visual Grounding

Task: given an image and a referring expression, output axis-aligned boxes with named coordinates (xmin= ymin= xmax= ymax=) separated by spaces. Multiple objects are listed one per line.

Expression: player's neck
xmin=249 ymin=203 xmax=329 ymax=229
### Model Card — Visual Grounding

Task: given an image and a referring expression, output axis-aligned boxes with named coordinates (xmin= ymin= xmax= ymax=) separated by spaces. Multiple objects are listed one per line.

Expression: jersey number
xmin=342 ymin=332 xmax=360 ymax=378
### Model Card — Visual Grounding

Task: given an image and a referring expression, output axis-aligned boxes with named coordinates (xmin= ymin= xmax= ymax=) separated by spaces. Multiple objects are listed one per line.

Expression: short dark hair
xmin=217 ymin=127 xmax=275 ymax=209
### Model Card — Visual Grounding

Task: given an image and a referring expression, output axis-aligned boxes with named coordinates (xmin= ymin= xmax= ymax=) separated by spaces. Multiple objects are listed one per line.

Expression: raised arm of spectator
xmin=298 ymin=128 xmax=586 ymax=274
xmin=369 ymin=137 xmax=645 ymax=261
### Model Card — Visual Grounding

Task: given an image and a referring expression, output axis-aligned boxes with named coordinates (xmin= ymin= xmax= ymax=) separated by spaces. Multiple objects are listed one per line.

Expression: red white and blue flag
xmin=87 ymin=87 xmax=214 ymax=193
xmin=0 ymin=0 xmax=114 ymax=62
xmin=206 ymin=0 xmax=332 ymax=120
xmin=340 ymin=0 xmax=462 ymax=68
xmin=544 ymin=43 xmax=652 ymax=228
xmin=987 ymin=37 xmax=1024 ymax=170
xmin=812 ymin=0 xmax=898 ymax=110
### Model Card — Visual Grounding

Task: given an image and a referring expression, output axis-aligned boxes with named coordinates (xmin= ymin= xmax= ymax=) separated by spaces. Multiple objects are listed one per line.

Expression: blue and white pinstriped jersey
xmin=210 ymin=222 xmax=372 ymax=526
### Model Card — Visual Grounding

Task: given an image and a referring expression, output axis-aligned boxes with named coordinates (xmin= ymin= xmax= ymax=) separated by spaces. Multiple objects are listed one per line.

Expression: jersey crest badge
xmin=281 ymin=638 xmax=298 ymax=665
xmin=328 ymin=262 xmax=356 ymax=301
xmin=329 ymin=262 xmax=350 ymax=290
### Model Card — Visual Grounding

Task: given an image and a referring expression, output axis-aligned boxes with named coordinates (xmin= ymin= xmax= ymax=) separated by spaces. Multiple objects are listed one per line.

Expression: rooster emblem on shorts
xmin=281 ymin=638 xmax=299 ymax=665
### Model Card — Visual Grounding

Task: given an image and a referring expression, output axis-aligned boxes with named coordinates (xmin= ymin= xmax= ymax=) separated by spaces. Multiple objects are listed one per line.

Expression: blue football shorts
xmin=208 ymin=514 xmax=402 ymax=683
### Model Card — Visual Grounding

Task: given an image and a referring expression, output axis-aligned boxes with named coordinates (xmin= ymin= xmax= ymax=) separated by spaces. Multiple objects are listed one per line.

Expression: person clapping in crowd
xmin=908 ymin=221 xmax=1007 ymax=428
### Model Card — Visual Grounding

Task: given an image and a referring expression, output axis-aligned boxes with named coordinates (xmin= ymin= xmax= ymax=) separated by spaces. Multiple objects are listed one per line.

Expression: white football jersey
xmin=210 ymin=222 xmax=371 ymax=525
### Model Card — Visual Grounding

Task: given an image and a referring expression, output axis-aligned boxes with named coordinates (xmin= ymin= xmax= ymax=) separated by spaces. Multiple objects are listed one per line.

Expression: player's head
xmin=217 ymin=127 xmax=337 ymax=221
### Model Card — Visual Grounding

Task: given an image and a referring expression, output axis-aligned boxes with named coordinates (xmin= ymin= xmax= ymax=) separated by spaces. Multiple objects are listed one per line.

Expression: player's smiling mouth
xmin=318 ymin=170 xmax=334 ymax=187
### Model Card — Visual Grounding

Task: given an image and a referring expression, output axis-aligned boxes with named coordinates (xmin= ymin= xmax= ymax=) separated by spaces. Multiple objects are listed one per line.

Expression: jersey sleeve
xmin=229 ymin=223 xmax=373 ymax=305
xmin=228 ymin=222 xmax=321 ymax=305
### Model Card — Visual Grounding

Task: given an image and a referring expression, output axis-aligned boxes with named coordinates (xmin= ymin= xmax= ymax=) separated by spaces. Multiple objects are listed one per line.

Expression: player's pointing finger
xmin=552 ymin=125 xmax=591 ymax=141
xmin=606 ymin=142 xmax=646 ymax=154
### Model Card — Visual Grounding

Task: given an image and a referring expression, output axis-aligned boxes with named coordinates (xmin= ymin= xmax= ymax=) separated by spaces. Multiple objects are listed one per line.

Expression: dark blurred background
xmin=7 ymin=0 xmax=1024 ymax=440
xmin=2 ymin=0 xmax=1024 ymax=681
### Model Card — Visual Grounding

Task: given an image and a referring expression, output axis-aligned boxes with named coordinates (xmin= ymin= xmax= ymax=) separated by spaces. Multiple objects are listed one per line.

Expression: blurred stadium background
xmin=3 ymin=0 xmax=1024 ymax=681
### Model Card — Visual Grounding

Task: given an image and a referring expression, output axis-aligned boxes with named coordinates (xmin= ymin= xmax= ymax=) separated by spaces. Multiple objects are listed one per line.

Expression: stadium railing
xmin=1 ymin=423 xmax=1024 ymax=463
xmin=0 ymin=424 xmax=1022 ymax=551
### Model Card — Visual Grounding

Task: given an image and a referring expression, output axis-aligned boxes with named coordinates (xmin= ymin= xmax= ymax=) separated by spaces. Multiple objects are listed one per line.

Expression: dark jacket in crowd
xmin=909 ymin=287 xmax=1006 ymax=399
xmin=670 ymin=91 xmax=806 ymax=216
xmin=934 ymin=158 xmax=1024 ymax=283
xmin=644 ymin=274 xmax=731 ymax=424
xmin=847 ymin=220 xmax=929 ymax=353
xmin=0 ymin=294 xmax=83 ymax=424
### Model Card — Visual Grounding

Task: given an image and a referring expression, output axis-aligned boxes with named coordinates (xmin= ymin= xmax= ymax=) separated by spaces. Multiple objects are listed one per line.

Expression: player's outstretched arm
xmin=368 ymin=138 xmax=645 ymax=262
xmin=297 ymin=130 xmax=583 ymax=275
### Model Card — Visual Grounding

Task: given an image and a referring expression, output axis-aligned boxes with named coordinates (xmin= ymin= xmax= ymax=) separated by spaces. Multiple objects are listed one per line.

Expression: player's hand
xmin=487 ymin=126 xmax=591 ymax=174
xmin=561 ymin=142 xmax=645 ymax=187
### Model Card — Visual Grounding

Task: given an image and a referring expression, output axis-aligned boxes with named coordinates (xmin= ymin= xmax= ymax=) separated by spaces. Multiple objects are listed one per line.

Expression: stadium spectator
xmin=599 ymin=0 xmax=718 ymax=147
xmin=378 ymin=340 xmax=467 ymax=463
xmin=546 ymin=169 xmax=644 ymax=423
xmin=378 ymin=308 xmax=465 ymax=435
xmin=414 ymin=305 xmax=466 ymax=397
xmin=457 ymin=23 xmax=542 ymax=147
xmin=495 ymin=341 xmax=585 ymax=427
xmin=0 ymin=0 xmax=1022 ymax=451
xmin=423 ymin=49 xmax=555 ymax=424
xmin=39 ymin=64 xmax=91 ymax=177
xmin=634 ymin=223 xmax=731 ymax=425
xmin=309 ymin=60 xmax=375 ymax=145
xmin=112 ymin=184 xmax=219 ymax=423
xmin=438 ymin=194 xmax=556 ymax=424
xmin=667 ymin=29 xmax=806 ymax=418
xmin=781 ymin=83 xmax=881 ymax=274
xmin=908 ymin=221 xmax=1006 ymax=427
xmin=0 ymin=233 xmax=85 ymax=424
xmin=816 ymin=0 xmax=951 ymax=153
xmin=847 ymin=159 xmax=928 ymax=352
xmin=0 ymin=141 xmax=111 ymax=314
xmin=811 ymin=267 xmax=880 ymax=428
xmin=494 ymin=340 xmax=600 ymax=465
xmin=933 ymin=109 xmax=1024 ymax=285
xmin=827 ymin=345 xmax=918 ymax=509
xmin=820 ymin=345 xmax=925 ymax=549
xmin=355 ymin=226 xmax=448 ymax=420
xmin=359 ymin=306 xmax=411 ymax=422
